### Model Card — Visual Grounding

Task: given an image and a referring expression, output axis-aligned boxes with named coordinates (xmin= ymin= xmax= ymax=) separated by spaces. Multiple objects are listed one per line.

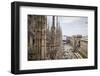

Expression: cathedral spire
xmin=53 ymin=16 xmax=55 ymax=26
xmin=56 ymin=16 xmax=58 ymax=27
xmin=51 ymin=16 xmax=55 ymax=30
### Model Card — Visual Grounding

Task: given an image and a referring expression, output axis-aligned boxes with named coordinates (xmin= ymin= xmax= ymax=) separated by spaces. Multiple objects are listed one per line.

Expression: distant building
xmin=62 ymin=35 xmax=70 ymax=44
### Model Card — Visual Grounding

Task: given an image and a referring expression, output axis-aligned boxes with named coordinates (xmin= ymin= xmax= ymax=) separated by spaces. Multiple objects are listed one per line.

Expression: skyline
xmin=47 ymin=16 xmax=88 ymax=36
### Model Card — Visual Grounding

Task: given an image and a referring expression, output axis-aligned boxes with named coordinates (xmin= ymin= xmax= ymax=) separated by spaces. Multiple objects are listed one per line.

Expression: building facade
xmin=28 ymin=15 xmax=63 ymax=60
xmin=28 ymin=15 xmax=47 ymax=60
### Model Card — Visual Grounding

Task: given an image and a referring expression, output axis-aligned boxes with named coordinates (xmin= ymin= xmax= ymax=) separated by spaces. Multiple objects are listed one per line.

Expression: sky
xmin=47 ymin=16 xmax=88 ymax=36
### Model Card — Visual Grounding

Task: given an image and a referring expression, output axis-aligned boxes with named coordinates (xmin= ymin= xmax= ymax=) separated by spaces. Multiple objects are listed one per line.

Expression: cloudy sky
xmin=47 ymin=16 xmax=88 ymax=36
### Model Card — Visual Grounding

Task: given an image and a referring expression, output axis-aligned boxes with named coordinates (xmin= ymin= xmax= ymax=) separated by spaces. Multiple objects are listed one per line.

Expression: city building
xmin=70 ymin=35 xmax=88 ymax=58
